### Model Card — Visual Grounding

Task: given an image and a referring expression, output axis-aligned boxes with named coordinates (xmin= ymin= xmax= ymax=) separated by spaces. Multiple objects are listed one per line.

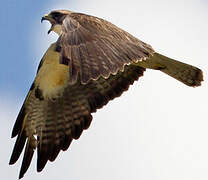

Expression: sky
xmin=1 ymin=0 xmax=208 ymax=180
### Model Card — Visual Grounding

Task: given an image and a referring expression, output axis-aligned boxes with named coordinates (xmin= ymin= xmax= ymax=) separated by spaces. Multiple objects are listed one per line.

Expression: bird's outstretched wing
xmin=55 ymin=13 xmax=153 ymax=84
xmin=9 ymin=43 xmax=145 ymax=178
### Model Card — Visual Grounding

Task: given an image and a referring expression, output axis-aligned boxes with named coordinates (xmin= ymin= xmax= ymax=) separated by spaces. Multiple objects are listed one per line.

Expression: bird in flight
xmin=9 ymin=10 xmax=203 ymax=179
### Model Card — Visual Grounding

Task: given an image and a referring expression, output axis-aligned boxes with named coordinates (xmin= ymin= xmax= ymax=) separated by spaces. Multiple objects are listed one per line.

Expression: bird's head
xmin=41 ymin=10 xmax=72 ymax=35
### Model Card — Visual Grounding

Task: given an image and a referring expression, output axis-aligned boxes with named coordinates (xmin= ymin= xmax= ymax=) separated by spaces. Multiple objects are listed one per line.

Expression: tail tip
xmin=188 ymin=68 xmax=203 ymax=87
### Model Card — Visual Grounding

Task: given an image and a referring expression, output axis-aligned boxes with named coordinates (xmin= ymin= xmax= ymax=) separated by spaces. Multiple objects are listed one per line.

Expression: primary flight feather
xmin=9 ymin=10 xmax=203 ymax=179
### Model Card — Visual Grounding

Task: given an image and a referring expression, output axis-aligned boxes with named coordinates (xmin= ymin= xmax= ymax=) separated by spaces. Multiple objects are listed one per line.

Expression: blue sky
xmin=1 ymin=0 xmax=208 ymax=180
xmin=1 ymin=0 xmax=80 ymax=95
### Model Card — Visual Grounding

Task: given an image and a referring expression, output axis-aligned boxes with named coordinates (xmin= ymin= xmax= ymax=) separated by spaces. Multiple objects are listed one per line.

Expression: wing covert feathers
xmin=55 ymin=13 xmax=153 ymax=84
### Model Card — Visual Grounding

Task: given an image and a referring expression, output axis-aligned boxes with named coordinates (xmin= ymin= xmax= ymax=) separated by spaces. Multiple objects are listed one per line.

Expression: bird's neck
xmin=52 ymin=24 xmax=62 ymax=35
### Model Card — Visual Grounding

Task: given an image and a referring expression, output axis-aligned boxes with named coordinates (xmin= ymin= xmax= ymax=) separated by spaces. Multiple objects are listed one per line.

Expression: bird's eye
xmin=52 ymin=12 xmax=61 ymax=19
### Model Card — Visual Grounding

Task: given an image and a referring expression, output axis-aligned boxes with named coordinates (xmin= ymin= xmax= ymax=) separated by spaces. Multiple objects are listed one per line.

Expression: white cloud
xmin=7 ymin=0 xmax=208 ymax=180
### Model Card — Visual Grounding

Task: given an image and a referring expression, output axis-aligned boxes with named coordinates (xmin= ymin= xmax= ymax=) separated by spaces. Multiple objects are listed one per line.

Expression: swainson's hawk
xmin=9 ymin=10 xmax=203 ymax=179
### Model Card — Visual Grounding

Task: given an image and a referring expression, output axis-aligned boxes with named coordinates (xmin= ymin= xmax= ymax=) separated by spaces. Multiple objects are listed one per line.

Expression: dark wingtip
xmin=37 ymin=161 xmax=48 ymax=172
xmin=11 ymin=133 xmax=16 ymax=139
xmin=37 ymin=146 xmax=49 ymax=172
xmin=18 ymin=139 xmax=35 ymax=179
xmin=9 ymin=132 xmax=27 ymax=165
xmin=37 ymin=159 xmax=48 ymax=172
xmin=19 ymin=172 xmax=24 ymax=179
xmin=11 ymin=107 xmax=26 ymax=138
xmin=62 ymin=137 xmax=72 ymax=151
xmin=49 ymin=146 xmax=61 ymax=162
xmin=9 ymin=158 xmax=15 ymax=165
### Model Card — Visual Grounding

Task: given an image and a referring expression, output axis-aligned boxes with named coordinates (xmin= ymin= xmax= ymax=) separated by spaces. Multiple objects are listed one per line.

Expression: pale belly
xmin=34 ymin=43 xmax=69 ymax=99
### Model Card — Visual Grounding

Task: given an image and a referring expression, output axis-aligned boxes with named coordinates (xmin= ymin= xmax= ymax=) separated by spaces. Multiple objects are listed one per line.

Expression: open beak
xmin=41 ymin=14 xmax=52 ymax=23
xmin=41 ymin=16 xmax=47 ymax=23
xmin=41 ymin=14 xmax=55 ymax=34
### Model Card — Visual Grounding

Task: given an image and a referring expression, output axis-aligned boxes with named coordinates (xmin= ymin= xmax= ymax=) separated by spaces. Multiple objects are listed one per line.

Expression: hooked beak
xmin=41 ymin=14 xmax=52 ymax=23
xmin=41 ymin=14 xmax=54 ymax=34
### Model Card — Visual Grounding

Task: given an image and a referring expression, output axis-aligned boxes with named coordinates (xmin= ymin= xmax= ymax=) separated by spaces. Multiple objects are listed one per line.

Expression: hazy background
xmin=1 ymin=0 xmax=208 ymax=179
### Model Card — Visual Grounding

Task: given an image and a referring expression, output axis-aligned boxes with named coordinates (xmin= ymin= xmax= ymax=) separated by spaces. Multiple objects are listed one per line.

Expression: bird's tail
xmin=136 ymin=52 xmax=203 ymax=87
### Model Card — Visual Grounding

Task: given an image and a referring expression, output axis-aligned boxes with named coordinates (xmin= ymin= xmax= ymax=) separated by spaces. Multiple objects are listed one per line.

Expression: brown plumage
xmin=10 ymin=10 xmax=203 ymax=179
xmin=55 ymin=12 xmax=154 ymax=84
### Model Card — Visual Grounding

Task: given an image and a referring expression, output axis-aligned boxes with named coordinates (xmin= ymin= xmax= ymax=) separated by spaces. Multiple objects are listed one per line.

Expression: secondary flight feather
xmin=9 ymin=10 xmax=203 ymax=179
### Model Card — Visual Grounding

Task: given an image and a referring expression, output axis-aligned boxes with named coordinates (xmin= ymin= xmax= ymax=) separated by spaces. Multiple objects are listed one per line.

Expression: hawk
xmin=9 ymin=10 xmax=203 ymax=179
